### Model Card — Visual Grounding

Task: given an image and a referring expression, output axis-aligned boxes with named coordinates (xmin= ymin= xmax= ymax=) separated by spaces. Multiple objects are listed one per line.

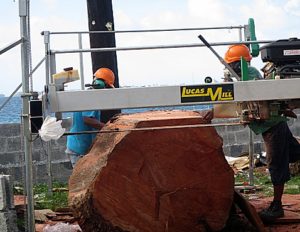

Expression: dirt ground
xmin=15 ymin=194 xmax=300 ymax=232
xmin=249 ymin=194 xmax=300 ymax=232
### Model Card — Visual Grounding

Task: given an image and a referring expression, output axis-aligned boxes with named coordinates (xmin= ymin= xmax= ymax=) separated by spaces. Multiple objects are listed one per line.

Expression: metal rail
xmin=43 ymin=24 xmax=247 ymax=88
xmin=48 ymin=78 xmax=300 ymax=113
xmin=0 ymin=57 xmax=45 ymax=112
xmin=62 ymin=121 xmax=243 ymax=135
xmin=46 ymin=25 xmax=244 ymax=35
xmin=51 ymin=40 xmax=274 ymax=54
xmin=0 ymin=38 xmax=23 ymax=55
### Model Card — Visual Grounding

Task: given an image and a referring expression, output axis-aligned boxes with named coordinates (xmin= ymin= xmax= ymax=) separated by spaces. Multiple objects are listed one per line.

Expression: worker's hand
xmin=83 ymin=116 xmax=105 ymax=130
xmin=202 ymin=110 xmax=214 ymax=123
xmin=109 ymin=113 xmax=122 ymax=123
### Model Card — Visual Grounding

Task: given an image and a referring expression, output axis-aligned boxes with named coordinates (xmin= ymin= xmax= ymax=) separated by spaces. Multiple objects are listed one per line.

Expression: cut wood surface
xmin=68 ymin=110 xmax=234 ymax=232
xmin=234 ymin=190 xmax=267 ymax=232
xmin=213 ymin=103 xmax=240 ymax=118
xmin=273 ymin=211 xmax=300 ymax=224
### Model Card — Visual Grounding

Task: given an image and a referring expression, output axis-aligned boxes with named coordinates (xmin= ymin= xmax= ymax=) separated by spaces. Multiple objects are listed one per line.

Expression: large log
xmin=68 ymin=110 xmax=234 ymax=232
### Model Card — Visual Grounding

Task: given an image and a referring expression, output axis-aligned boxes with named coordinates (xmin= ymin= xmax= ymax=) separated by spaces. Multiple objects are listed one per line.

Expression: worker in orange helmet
xmin=202 ymin=44 xmax=262 ymax=121
xmin=204 ymin=44 xmax=300 ymax=223
xmin=65 ymin=67 xmax=115 ymax=168
xmin=93 ymin=67 xmax=115 ymax=88
xmin=223 ymin=44 xmax=262 ymax=81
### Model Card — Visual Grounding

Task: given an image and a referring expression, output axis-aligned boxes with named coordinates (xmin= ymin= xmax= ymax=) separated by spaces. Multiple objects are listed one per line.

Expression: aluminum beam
xmin=48 ymin=78 xmax=300 ymax=113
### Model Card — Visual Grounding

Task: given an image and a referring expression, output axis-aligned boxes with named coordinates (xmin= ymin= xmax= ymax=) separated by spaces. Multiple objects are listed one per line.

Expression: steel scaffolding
xmin=1 ymin=2 xmax=270 ymax=230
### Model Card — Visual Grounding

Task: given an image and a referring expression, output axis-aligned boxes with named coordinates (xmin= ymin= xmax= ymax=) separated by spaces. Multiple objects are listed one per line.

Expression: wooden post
xmin=86 ymin=0 xmax=121 ymax=122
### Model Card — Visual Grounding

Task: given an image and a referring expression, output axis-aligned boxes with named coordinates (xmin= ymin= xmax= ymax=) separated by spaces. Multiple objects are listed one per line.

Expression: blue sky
xmin=0 ymin=0 xmax=300 ymax=96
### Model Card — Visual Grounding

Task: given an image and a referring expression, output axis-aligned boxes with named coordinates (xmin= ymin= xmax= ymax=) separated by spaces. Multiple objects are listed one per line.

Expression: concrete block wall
xmin=0 ymin=112 xmax=300 ymax=184
xmin=0 ymin=175 xmax=18 ymax=232
xmin=215 ymin=118 xmax=264 ymax=157
xmin=0 ymin=121 xmax=73 ymax=184
xmin=215 ymin=110 xmax=300 ymax=157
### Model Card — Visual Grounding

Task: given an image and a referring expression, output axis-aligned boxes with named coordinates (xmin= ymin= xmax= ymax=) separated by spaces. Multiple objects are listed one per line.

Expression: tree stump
xmin=68 ymin=110 xmax=234 ymax=232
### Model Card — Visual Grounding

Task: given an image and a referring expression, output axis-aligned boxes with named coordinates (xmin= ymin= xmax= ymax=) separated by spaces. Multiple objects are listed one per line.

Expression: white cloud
xmin=114 ymin=9 xmax=133 ymax=28
xmin=140 ymin=11 xmax=183 ymax=28
xmin=1 ymin=0 xmax=299 ymax=96
xmin=284 ymin=0 xmax=300 ymax=16
xmin=241 ymin=0 xmax=287 ymax=31
xmin=187 ymin=0 xmax=230 ymax=26
xmin=41 ymin=0 xmax=58 ymax=10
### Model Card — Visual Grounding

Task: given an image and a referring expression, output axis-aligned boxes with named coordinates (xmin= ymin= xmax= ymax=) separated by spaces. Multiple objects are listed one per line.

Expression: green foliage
xmin=14 ymin=182 xmax=69 ymax=211
xmin=284 ymin=175 xmax=300 ymax=194
xmin=33 ymin=182 xmax=68 ymax=211
xmin=13 ymin=185 xmax=24 ymax=195
xmin=235 ymin=168 xmax=300 ymax=197
xmin=16 ymin=218 xmax=25 ymax=231
xmin=252 ymin=169 xmax=273 ymax=196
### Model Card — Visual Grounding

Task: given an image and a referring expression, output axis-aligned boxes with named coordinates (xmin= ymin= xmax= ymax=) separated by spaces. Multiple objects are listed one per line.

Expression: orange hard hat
xmin=94 ymin=68 xmax=115 ymax=88
xmin=224 ymin=44 xmax=252 ymax=63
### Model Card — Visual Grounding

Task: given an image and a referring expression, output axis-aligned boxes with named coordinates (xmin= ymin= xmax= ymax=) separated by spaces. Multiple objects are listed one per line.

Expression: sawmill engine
xmin=239 ymin=38 xmax=300 ymax=122
xmin=260 ymin=38 xmax=300 ymax=79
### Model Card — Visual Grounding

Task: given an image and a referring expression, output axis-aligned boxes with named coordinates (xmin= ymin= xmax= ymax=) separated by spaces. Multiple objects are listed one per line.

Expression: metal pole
xmin=50 ymin=52 xmax=61 ymax=122
xmin=51 ymin=40 xmax=274 ymax=55
xmin=0 ymin=84 xmax=21 ymax=112
xmin=242 ymin=22 xmax=255 ymax=186
xmin=49 ymin=25 xmax=245 ymax=35
xmin=249 ymin=128 xmax=254 ymax=186
xmin=0 ymin=38 xmax=23 ymax=55
xmin=46 ymin=141 xmax=53 ymax=195
xmin=42 ymin=31 xmax=53 ymax=195
xmin=19 ymin=0 xmax=35 ymax=231
xmin=238 ymin=28 xmax=243 ymax=41
xmin=43 ymin=31 xmax=50 ymax=86
xmin=78 ymin=34 xmax=85 ymax=90
xmin=63 ymin=121 xmax=243 ymax=135
xmin=42 ymin=31 xmax=54 ymax=194
xmin=198 ymin=35 xmax=241 ymax=80
xmin=49 ymin=53 xmax=56 ymax=84
xmin=48 ymin=33 xmax=59 ymax=194
xmin=0 ymin=57 xmax=45 ymax=112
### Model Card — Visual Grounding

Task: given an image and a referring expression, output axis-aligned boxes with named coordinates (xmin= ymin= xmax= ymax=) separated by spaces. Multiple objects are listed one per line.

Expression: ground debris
xmin=42 ymin=222 xmax=82 ymax=232
xmin=35 ymin=209 xmax=55 ymax=222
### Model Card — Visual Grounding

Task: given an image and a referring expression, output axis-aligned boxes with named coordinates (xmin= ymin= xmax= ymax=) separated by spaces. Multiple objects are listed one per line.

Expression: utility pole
xmin=86 ymin=0 xmax=120 ymax=122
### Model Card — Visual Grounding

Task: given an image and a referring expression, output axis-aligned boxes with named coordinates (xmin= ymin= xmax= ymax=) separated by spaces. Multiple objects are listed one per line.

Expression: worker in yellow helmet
xmin=65 ymin=68 xmax=115 ymax=167
xmin=203 ymin=44 xmax=300 ymax=223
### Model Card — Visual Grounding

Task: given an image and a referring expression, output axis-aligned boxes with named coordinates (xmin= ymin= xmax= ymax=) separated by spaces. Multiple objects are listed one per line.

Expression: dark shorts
xmin=262 ymin=121 xmax=300 ymax=185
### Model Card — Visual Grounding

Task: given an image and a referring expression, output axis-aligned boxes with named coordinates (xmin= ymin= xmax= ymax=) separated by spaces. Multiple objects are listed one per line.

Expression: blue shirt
xmin=67 ymin=111 xmax=100 ymax=155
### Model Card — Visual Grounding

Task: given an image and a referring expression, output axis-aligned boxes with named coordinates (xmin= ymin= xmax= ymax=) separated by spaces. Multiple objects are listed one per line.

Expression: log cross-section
xmin=68 ymin=110 xmax=234 ymax=232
